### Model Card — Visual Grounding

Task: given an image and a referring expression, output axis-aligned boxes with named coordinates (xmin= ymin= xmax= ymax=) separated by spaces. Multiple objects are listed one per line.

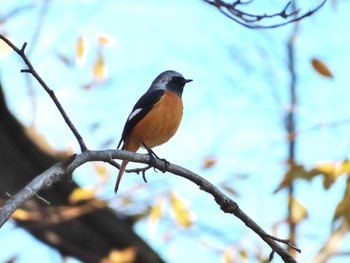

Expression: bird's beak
xmin=184 ymin=79 xmax=193 ymax=83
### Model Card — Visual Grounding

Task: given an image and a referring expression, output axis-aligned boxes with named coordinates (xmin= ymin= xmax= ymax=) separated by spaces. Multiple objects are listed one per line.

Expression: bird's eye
xmin=172 ymin=76 xmax=181 ymax=82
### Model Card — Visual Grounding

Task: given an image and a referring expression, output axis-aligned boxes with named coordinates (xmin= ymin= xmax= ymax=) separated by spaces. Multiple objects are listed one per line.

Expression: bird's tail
xmin=115 ymin=160 xmax=129 ymax=193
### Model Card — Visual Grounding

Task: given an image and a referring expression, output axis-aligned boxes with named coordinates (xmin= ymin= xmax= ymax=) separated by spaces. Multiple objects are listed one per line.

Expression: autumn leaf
xmin=68 ymin=187 xmax=96 ymax=203
xmin=310 ymin=160 xmax=350 ymax=189
xmin=148 ymin=197 xmax=164 ymax=236
xmin=201 ymin=155 xmax=218 ymax=169
xmin=311 ymin=58 xmax=333 ymax=78
xmin=170 ymin=192 xmax=193 ymax=228
xmin=75 ymin=35 xmax=87 ymax=66
xmin=274 ymin=162 xmax=308 ymax=193
xmin=102 ymin=247 xmax=136 ymax=263
xmin=11 ymin=209 xmax=36 ymax=221
xmin=0 ymin=36 xmax=13 ymax=57
xmin=289 ymin=197 xmax=308 ymax=224
xmin=333 ymin=176 xmax=350 ymax=226
xmin=220 ymin=183 xmax=239 ymax=197
xmin=93 ymin=162 xmax=109 ymax=180
xmin=222 ymin=246 xmax=234 ymax=263
xmin=93 ymin=51 xmax=107 ymax=81
xmin=97 ymin=34 xmax=114 ymax=46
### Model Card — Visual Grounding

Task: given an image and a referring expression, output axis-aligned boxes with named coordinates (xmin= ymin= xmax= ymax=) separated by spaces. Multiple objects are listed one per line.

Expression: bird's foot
xmin=141 ymin=141 xmax=169 ymax=173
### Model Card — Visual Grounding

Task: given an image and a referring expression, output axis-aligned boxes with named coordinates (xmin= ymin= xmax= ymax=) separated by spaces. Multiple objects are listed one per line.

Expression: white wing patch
xmin=128 ymin=108 xmax=143 ymax=121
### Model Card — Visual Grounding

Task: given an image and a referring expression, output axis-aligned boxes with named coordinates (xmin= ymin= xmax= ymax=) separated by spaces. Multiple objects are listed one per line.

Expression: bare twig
xmin=0 ymin=149 xmax=298 ymax=262
xmin=265 ymin=234 xmax=301 ymax=253
xmin=0 ymin=36 xmax=88 ymax=152
xmin=204 ymin=0 xmax=327 ymax=29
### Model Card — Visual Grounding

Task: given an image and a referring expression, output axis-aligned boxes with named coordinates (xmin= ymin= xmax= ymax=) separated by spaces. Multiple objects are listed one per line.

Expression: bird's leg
xmin=141 ymin=141 xmax=170 ymax=172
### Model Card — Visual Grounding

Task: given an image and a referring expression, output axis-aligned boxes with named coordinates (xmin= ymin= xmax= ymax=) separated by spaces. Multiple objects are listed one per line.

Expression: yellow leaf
xmin=170 ymin=192 xmax=193 ymax=228
xmin=68 ymin=187 xmax=95 ymax=204
xmin=222 ymin=246 xmax=234 ymax=263
xmin=201 ymin=155 xmax=218 ymax=169
xmin=289 ymin=197 xmax=308 ymax=224
xmin=11 ymin=209 xmax=36 ymax=221
xmin=311 ymin=161 xmax=348 ymax=189
xmin=93 ymin=52 xmax=107 ymax=81
xmin=239 ymin=249 xmax=248 ymax=259
xmin=339 ymin=159 xmax=350 ymax=175
xmin=148 ymin=197 xmax=164 ymax=236
xmin=0 ymin=36 xmax=13 ymax=57
xmin=102 ymin=247 xmax=136 ymax=263
xmin=93 ymin=162 xmax=109 ymax=180
xmin=333 ymin=176 xmax=350 ymax=226
xmin=311 ymin=58 xmax=333 ymax=78
xmin=97 ymin=34 xmax=114 ymax=46
xmin=274 ymin=162 xmax=308 ymax=193
xmin=75 ymin=36 xmax=87 ymax=66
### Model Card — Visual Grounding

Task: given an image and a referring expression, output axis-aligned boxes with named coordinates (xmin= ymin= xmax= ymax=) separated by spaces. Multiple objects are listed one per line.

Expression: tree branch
xmin=310 ymin=219 xmax=348 ymax=263
xmin=0 ymin=36 xmax=88 ymax=152
xmin=1 ymin=149 xmax=299 ymax=262
xmin=204 ymin=0 xmax=327 ymax=29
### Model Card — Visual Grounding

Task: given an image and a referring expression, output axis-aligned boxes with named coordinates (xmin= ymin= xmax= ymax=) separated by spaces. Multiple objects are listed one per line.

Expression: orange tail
xmin=115 ymin=160 xmax=129 ymax=193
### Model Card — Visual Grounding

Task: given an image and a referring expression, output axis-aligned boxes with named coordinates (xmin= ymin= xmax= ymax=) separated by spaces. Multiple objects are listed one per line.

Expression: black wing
xmin=117 ymin=89 xmax=165 ymax=149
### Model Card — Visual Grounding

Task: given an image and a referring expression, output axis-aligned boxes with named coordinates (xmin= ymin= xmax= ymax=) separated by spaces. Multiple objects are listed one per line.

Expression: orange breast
xmin=127 ymin=90 xmax=183 ymax=149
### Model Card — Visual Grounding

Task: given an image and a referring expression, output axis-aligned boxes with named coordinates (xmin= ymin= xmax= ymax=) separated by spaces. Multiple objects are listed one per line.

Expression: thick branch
xmin=1 ymin=149 xmax=298 ymax=263
xmin=0 ymin=155 xmax=76 ymax=227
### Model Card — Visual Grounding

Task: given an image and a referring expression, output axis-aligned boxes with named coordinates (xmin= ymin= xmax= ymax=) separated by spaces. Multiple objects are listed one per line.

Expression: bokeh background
xmin=1 ymin=0 xmax=350 ymax=262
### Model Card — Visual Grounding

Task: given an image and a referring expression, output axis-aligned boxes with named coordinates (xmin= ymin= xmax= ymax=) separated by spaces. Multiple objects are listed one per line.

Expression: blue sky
xmin=1 ymin=0 xmax=350 ymax=262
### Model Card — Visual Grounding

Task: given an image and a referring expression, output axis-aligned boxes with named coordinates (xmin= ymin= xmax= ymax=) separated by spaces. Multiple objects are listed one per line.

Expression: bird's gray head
xmin=148 ymin=70 xmax=193 ymax=97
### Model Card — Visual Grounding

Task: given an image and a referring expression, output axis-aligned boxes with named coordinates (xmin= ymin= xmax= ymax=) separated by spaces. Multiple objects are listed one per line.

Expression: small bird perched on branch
xmin=115 ymin=70 xmax=193 ymax=193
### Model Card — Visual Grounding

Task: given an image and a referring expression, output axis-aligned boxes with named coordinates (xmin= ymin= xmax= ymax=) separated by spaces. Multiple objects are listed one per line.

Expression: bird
xmin=115 ymin=70 xmax=193 ymax=193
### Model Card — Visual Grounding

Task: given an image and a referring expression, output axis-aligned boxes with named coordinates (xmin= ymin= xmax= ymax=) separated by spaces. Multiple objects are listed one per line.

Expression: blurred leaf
xmin=221 ymin=183 xmax=239 ymax=197
xmin=75 ymin=35 xmax=87 ymax=66
xmin=333 ymin=176 xmax=350 ymax=226
xmin=201 ymin=155 xmax=217 ymax=169
xmin=97 ymin=34 xmax=114 ymax=46
xmin=274 ymin=162 xmax=308 ymax=193
xmin=289 ymin=197 xmax=308 ymax=224
xmin=222 ymin=246 xmax=234 ymax=263
xmin=68 ymin=187 xmax=95 ymax=204
xmin=93 ymin=51 xmax=107 ymax=81
xmin=81 ymin=81 xmax=94 ymax=90
xmin=311 ymin=58 xmax=333 ymax=78
xmin=170 ymin=192 xmax=193 ymax=228
xmin=102 ymin=247 xmax=136 ymax=263
xmin=56 ymin=52 xmax=73 ymax=67
xmin=148 ymin=197 xmax=164 ymax=236
xmin=93 ymin=162 xmax=109 ymax=180
xmin=310 ymin=160 xmax=350 ymax=189
xmin=0 ymin=36 xmax=13 ymax=57
xmin=239 ymin=249 xmax=248 ymax=259
xmin=11 ymin=208 xmax=35 ymax=221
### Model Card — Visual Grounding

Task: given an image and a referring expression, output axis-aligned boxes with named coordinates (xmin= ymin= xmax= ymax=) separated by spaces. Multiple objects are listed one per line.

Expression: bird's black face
xmin=167 ymin=76 xmax=193 ymax=97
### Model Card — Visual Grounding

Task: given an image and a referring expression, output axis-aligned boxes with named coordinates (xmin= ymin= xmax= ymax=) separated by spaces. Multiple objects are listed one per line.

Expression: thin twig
xmin=265 ymin=233 xmax=301 ymax=253
xmin=204 ymin=0 xmax=327 ymax=29
xmin=0 ymin=36 xmax=88 ymax=152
